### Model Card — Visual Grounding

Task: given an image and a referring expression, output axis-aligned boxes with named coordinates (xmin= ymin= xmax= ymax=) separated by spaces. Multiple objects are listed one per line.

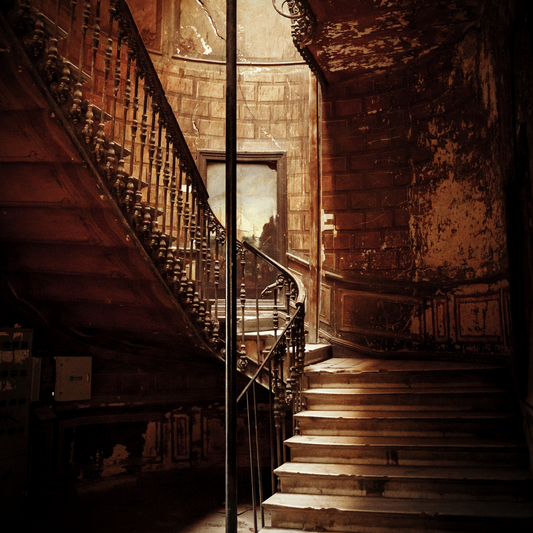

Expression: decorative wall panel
xmin=339 ymin=290 xmax=424 ymax=339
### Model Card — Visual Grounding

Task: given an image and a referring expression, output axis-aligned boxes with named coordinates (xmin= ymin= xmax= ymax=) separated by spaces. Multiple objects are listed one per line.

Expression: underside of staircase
xmin=262 ymin=358 xmax=533 ymax=533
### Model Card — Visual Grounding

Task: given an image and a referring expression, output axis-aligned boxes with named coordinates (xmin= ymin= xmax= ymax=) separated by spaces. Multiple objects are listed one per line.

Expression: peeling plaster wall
xmin=319 ymin=0 xmax=516 ymax=359
xmin=131 ymin=0 xmax=313 ymax=258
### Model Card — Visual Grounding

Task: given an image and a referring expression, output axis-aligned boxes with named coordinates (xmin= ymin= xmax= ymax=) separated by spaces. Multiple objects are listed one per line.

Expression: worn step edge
xmin=285 ymin=435 xmax=526 ymax=449
xmin=263 ymin=493 xmax=533 ymax=518
xmin=295 ymin=410 xmax=517 ymax=420
xmin=274 ymin=462 xmax=533 ymax=482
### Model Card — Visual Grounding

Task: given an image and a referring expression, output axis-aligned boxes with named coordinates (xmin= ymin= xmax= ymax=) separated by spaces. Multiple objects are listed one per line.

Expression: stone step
xmin=305 ymin=343 xmax=332 ymax=365
xmin=305 ymin=359 xmax=507 ymax=390
xmin=303 ymin=387 xmax=514 ymax=411
xmin=285 ymin=435 xmax=528 ymax=467
xmin=274 ymin=462 xmax=533 ymax=502
xmin=294 ymin=409 xmax=520 ymax=438
xmin=263 ymin=493 xmax=533 ymax=532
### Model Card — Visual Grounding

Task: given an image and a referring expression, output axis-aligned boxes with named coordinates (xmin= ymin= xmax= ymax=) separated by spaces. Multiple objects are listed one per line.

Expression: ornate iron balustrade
xmin=2 ymin=0 xmax=306 ymax=518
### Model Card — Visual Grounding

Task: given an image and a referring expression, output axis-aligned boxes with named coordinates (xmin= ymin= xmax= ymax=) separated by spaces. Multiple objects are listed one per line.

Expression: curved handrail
xmin=237 ymin=240 xmax=305 ymax=403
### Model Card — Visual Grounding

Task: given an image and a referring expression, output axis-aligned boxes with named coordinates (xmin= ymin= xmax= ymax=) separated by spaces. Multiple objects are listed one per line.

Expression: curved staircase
xmin=263 ymin=358 xmax=533 ymax=532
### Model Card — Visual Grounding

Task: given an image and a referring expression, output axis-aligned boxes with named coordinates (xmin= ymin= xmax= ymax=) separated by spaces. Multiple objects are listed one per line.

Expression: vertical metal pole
xmin=225 ymin=0 xmax=237 ymax=531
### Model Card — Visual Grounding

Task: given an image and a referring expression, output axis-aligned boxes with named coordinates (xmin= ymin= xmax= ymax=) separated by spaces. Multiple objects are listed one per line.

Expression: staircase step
xmin=264 ymin=493 xmax=533 ymax=532
xmin=303 ymin=387 xmax=513 ymax=411
xmin=275 ymin=462 xmax=533 ymax=501
xmin=285 ymin=435 xmax=528 ymax=467
xmin=305 ymin=343 xmax=332 ymax=365
xmin=305 ymin=359 xmax=507 ymax=389
xmin=294 ymin=409 xmax=520 ymax=437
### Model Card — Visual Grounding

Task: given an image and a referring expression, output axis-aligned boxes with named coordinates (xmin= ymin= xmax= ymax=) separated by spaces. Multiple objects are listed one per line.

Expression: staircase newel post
xmin=225 ymin=0 xmax=238 ymax=529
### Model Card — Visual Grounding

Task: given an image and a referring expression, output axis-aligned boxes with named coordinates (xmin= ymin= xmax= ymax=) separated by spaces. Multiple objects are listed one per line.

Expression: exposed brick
xmin=369 ymin=250 xmax=399 ymax=270
xmin=322 ymin=101 xmax=334 ymax=119
xmin=345 ymin=78 xmax=375 ymax=96
xmin=351 ymin=154 xmax=377 ymax=171
xmin=240 ymin=104 xmax=270 ymax=121
xmin=390 ymin=85 xmax=418 ymax=108
xmin=289 ymin=101 xmax=308 ymax=121
xmin=166 ymin=76 xmax=193 ymax=95
xmin=197 ymin=81 xmax=224 ymax=99
xmin=323 ymin=174 xmax=334 ymax=192
xmin=272 ymin=105 xmax=288 ymax=122
xmin=336 ymin=174 xmax=363 ymax=191
xmin=364 ymin=171 xmax=394 ymax=189
xmin=339 ymin=252 xmax=368 ymax=270
xmin=324 ymin=119 xmax=348 ymax=137
xmin=353 ymin=231 xmax=381 ymax=249
xmin=383 ymin=228 xmax=410 ymax=248
xmin=353 ymin=114 xmax=382 ymax=133
xmin=367 ymin=132 xmax=390 ymax=151
xmin=351 ymin=191 xmax=379 ymax=209
xmin=377 ymin=149 xmax=410 ymax=169
xmin=241 ymin=71 xmax=273 ymax=83
xmin=399 ymin=249 xmax=414 ymax=269
xmin=198 ymin=119 xmax=225 ymax=137
xmin=394 ymin=207 xmax=410 ymax=227
xmin=324 ymin=84 xmax=348 ymax=98
xmin=409 ymin=102 xmax=434 ymax=122
xmin=237 ymin=123 xmax=255 ymax=139
xmin=323 ymin=157 xmax=347 ymax=173
xmin=238 ymin=84 xmax=256 ymax=102
xmin=323 ymin=232 xmax=351 ymax=250
xmin=185 ymin=66 xmax=225 ymax=80
xmin=394 ymin=168 xmax=413 ymax=186
xmin=381 ymin=109 xmax=407 ymax=128
xmin=410 ymin=146 xmax=433 ymax=164
xmin=365 ymin=94 xmax=390 ymax=114
xmin=181 ymin=98 xmax=209 ymax=117
xmin=323 ymin=194 xmax=348 ymax=211
xmin=211 ymin=101 xmax=226 ymax=119
xmin=336 ymin=212 xmax=365 ymax=229
xmin=268 ymin=123 xmax=287 ymax=139
xmin=259 ymin=85 xmax=285 ymax=101
xmin=365 ymin=209 xmax=394 ymax=229
xmin=289 ymin=122 xmax=307 ymax=138
xmin=324 ymin=253 xmax=336 ymax=269
xmin=335 ymin=98 xmax=363 ymax=117
xmin=287 ymin=82 xmax=308 ymax=100
xmin=380 ymin=188 xmax=407 ymax=208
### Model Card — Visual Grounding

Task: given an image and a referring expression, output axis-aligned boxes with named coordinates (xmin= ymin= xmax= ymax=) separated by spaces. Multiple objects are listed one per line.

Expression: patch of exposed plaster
xmin=190 ymin=25 xmax=212 ymax=55
xmin=479 ymin=44 xmax=498 ymax=126
xmin=411 ymin=176 xmax=505 ymax=280
xmin=142 ymin=421 xmax=159 ymax=459
xmin=101 ymin=444 xmax=129 ymax=478
xmin=196 ymin=0 xmax=225 ymax=41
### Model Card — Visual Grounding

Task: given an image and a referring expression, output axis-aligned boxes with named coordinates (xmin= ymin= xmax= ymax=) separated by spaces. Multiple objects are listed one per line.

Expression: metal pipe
xmin=225 ymin=0 xmax=237 ymax=530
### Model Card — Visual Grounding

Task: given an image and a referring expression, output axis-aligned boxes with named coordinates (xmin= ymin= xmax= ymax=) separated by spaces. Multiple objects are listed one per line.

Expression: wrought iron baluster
xmin=69 ymin=0 xmax=90 ymax=124
xmin=239 ymin=246 xmax=247 ymax=364
xmin=94 ymin=35 xmax=112 ymax=163
xmin=120 ymin=50 xmax=134 ymax=212
xmin=45 ymin=0 xmax=61 ymax=82
xmin=146 ymin=99 xmax=157 ymax=204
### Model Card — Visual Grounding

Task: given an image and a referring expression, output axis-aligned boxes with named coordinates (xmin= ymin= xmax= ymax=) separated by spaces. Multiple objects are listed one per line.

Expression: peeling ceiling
xmin=304 ymin=0 xmax=484 ymax=83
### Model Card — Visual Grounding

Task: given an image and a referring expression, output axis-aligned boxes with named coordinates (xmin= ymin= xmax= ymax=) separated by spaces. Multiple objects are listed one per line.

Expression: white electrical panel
xmin=55 ymin=356 xmax=92 ymax=402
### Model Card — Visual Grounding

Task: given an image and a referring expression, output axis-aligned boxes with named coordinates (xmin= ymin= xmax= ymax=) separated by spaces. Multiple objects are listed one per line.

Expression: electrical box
xmin=55 ymin=357 xmax=92 ymax=402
